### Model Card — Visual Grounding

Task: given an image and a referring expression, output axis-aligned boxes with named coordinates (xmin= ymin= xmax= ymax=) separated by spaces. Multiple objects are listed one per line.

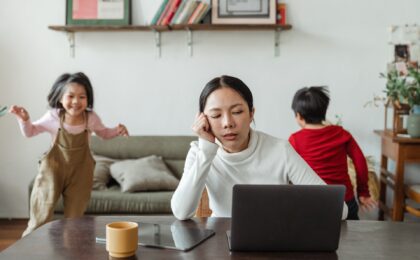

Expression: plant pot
xmin=407 ymin=113 xmax=420 ymax=138
xmin=412 ymin=105 xmax=420 ymax=115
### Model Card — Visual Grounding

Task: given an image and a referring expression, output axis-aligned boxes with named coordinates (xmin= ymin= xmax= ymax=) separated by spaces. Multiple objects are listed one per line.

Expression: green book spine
xmin=171 ymin=0 xmax=187 ymax=25
xmin=151 ymin=0 xmax=170 ymax=25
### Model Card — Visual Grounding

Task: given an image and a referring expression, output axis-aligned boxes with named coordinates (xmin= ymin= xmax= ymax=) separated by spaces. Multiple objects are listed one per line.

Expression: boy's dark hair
xmin=47 ymin=72 xmax=94 ymax=110
xmin=199 ymin=75 xmax=253 ymax=112
xmin=291 ymin=86 xmax=330 ymax=124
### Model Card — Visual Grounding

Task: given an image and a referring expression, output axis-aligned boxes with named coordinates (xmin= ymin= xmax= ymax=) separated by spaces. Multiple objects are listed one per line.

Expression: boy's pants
xmin=346 ymin=198 xmax=360 ymax=220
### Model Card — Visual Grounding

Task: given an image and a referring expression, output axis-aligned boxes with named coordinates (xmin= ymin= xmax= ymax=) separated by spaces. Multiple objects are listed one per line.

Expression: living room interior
xmin=1 ymin=0 xmax=420 ymax=257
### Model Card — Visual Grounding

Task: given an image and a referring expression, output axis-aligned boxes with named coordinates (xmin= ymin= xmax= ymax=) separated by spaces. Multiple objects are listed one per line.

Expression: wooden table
xmin=2 ymin=216 xmax=420 ymax=259
xmin=375 ymin=130 xmax=420 ymax=221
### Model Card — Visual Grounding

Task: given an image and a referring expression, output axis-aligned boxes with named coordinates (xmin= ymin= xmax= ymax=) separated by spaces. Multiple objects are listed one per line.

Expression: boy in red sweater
xmin=289 ymin=86 xmax=376 ymax=220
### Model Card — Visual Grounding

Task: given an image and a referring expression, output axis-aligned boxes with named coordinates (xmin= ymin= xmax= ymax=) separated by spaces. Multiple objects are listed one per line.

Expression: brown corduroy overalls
xmin=22 ymin=112 xmax=95 ymax=237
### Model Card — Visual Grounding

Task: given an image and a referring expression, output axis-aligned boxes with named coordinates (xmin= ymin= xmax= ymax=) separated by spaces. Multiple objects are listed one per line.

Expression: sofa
xmin=29 ymin=135 xmax=197 ymax=215
xmin=28 ymin=136 xmax=378 ymax=218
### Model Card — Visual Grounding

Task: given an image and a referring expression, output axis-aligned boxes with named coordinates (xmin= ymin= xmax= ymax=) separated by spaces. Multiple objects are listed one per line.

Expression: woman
xmin=171 ymin=75 xmax=348 ymax=220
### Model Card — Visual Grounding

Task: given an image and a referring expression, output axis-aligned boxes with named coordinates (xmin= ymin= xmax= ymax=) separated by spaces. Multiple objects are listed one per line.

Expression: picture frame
xmin=66 ymin=0 xmax=131 ymax=26
xmin=211 ymin=0 xmax=276 ymax=25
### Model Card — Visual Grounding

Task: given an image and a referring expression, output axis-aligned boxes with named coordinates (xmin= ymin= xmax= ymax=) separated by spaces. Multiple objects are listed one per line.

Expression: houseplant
xmin=378 ymin=67 xmax=420 ymax=137
xmin=380 ymin=70 xmax=408 ymax=108
xmin=405 ymin=68 xmax=420 ymax=137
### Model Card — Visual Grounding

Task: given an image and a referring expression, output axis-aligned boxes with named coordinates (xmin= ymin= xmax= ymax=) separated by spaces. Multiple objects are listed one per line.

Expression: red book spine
xmin=161 ymin=0 xmax=182 ymax=25
xmin=276 ymin=3 xmax=286 ymax=25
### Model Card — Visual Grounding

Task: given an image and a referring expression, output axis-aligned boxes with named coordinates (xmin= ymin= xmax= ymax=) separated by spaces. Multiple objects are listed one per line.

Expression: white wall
xmin=1 ymin=0 xmax=420 ymax=218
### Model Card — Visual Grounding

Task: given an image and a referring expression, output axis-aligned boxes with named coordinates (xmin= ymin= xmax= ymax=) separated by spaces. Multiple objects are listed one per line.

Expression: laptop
xmin=227 ymin=184 xmax=345 ymax=252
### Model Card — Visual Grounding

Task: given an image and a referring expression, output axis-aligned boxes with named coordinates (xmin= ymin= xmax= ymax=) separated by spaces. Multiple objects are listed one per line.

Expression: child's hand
xmin=9 ymin=105 xmax=30 ymax=121
xmin=358 ymin=196 xmax=377 ymax=211
xmin=192 ymin=112 xmax=215 ymax=143
xmin=117 ymin=124 xmax=129 ymax=137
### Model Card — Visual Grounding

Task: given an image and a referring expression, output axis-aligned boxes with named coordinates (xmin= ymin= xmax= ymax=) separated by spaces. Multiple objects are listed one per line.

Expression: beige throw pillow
xmin=110 ymin=155 xmax=179 ymax=193
xmin=93 ymin=154 xmax=117 ymax=190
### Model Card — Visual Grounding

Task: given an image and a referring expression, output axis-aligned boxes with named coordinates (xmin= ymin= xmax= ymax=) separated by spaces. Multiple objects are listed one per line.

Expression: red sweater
xmin=289 ymin=125 xmax=370 ymax=202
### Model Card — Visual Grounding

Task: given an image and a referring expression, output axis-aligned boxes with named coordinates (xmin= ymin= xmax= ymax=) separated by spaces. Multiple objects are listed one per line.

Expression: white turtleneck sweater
xmin=171 ymin=130 xmax=348 ymax=220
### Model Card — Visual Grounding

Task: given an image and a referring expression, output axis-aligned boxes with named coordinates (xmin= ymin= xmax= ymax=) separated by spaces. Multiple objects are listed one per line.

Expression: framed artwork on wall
xmin=66 ymin=0 xmax=131 ymax=26
xmin=211 ymin=0 xmax=276 ymax=25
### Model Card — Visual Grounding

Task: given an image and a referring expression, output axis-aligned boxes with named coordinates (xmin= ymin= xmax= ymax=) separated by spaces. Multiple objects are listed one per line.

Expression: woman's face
xmin=204 ymin=87 xmax=254 ymax=153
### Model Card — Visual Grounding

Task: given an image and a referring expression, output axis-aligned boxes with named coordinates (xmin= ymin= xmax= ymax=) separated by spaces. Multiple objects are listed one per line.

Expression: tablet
xmin=96 ymin=222 xmax=215 ymax=251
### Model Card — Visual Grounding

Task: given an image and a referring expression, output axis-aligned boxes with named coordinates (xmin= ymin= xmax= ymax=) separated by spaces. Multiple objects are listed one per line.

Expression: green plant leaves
xmin=381 ymin=68 xmax=420 ymax=107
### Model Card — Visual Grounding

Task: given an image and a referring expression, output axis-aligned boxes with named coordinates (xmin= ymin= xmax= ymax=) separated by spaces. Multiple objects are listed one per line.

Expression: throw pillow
xmin=110 ymin=155 xmax=179 ymax=193
xmin=93 ymin=154 xmax=117 ymax=190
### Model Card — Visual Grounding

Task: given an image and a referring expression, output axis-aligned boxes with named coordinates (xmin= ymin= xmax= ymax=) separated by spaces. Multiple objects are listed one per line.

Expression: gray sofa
xmin=29 ymin=135 xmax=197 ymax=215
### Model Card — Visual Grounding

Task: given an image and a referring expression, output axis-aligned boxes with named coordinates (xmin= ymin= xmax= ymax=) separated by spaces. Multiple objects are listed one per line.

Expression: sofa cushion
xmin=93 ymin=154 xmax=117 ymax=190
xmin=110 ymin=155 xmax=179 ymax=192
xmin=90 ymin=135 xmax=197 ymax=178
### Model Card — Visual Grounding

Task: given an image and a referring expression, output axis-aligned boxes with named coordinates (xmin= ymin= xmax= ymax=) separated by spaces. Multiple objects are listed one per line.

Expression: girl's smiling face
xmin=204 ymin=87 xmax=254 ymax=153
xmin=60 ymin=83 xmax=88 ymax=119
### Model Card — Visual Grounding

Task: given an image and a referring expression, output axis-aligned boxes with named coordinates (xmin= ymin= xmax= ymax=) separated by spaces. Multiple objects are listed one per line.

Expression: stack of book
xmin=151 ymin=0 xmax=211 ymax=26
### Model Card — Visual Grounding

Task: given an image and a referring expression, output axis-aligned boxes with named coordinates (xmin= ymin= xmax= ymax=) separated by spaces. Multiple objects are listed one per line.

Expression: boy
xmin=289 ymin=86 xmax=376 ymax=220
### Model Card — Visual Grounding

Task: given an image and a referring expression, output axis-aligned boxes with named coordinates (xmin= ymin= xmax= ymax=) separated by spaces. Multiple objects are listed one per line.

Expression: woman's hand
xmin=192 ymin=113 xmax=215 ymax=143
xmin=358 ymin=196 xmax=377 ymax=211
xmin=9 ymin=105 xmax=30 ymax=121
xmin=117 ymin=124 xmax=129 ymax=137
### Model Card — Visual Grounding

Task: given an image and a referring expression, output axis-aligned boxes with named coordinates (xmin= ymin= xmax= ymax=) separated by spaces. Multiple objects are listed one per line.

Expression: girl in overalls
xmin=10 ymin=72 xmax=129 ymax=237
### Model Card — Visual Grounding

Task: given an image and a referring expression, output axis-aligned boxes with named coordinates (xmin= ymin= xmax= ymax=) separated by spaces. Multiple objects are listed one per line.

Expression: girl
xmin=10 ymin=72 xmax=129 ymax=236
xmin=171 ymin=75 xmax=348 ymax=220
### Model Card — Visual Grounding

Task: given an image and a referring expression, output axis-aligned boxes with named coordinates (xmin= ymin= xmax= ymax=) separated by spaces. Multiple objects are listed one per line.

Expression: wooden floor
xmin=0 ymin=219 xmax=27 ymax=252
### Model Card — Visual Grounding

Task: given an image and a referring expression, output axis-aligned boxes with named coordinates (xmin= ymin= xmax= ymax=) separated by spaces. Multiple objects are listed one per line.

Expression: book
xmin=150 ymin=0 xmax=170 ymax=25
xmin=177 ymin=0 xmax=199 ymax=25
xmin=156 ymin=0 xmax=174 ymax=25
xmin=191 ymin=3 xmax=210 ymax=24
xmin=161 ymin=0 xmax=183 ymax=25
xmin=188 ymin=2 xmax=204 ymax=24
xmin=170 ymin=0 xmax=188 ymax=25
xmin=276 ymin=2 xmax=286 ymax=25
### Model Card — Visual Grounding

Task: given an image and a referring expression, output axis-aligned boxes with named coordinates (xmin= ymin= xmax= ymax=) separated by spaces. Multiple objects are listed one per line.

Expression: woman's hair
xmin=291 ymin=86 xmax=330 ymax=124
xmin=47 ymin=72 xmax=94 ymax=110
xmin=199 ymin=75 xmax=253 ymax=112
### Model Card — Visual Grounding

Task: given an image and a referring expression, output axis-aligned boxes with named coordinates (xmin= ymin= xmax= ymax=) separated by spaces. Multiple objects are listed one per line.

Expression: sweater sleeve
xmin=284 ymin=143 xmax=348 ymax=220
xmin=17 ymin=111 xmax=52 ymax=137
xmin=285 ymin=143 xmax=326 ymax=186
xmin=346 ymin=135 xmax=370 ymax=198
xmin=171 ymin=138 xmax=218 ymax=220
xmin=288 ymin=134 xmax=297 ymax=150
xmin=89 ymin=112 xmax=119 ymax=139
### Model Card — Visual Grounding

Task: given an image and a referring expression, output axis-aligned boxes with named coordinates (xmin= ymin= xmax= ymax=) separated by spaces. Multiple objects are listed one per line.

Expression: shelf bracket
xmin=186 ymin=29 xmax=193 ymax=57
xmin=153 ymin=30 xmax=161 ymax=58
xmin=67 ymin=32 xmax=75 ymax=58
xmin=274 ymin=28 xmax=281 ymax=57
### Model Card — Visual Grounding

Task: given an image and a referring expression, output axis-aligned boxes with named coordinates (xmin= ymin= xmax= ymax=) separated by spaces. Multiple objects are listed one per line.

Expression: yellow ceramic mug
xmin=106 ymin=221 xmax=138 ymax=258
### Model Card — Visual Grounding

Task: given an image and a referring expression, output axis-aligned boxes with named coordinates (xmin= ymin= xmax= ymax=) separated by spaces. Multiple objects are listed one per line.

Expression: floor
xmin=0 ymin=219 xmax=27 ymax=252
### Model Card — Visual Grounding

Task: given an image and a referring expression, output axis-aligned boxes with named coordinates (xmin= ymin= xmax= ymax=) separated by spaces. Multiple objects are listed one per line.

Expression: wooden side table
xmin=375 ymin=130 xmax=420 ymax=221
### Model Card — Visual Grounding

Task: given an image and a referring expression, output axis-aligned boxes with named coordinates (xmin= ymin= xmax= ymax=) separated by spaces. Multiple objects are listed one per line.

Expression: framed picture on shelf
xmin=66 ymin=0 xmax=131 ymax=26
xmin=211 ymin=0 xmax=276 ymax=25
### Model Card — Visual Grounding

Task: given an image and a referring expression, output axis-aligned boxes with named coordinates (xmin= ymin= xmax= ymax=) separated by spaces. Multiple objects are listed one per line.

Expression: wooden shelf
xmin=48 ymin=24 xmax=292 ymax=33
xmin=48 ymin=24 xmax=292 ymax=58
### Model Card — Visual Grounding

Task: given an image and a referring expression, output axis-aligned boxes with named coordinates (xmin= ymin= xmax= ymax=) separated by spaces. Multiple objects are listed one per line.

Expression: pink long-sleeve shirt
xmin=18 ymin=109 xmax=119 ymax=141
